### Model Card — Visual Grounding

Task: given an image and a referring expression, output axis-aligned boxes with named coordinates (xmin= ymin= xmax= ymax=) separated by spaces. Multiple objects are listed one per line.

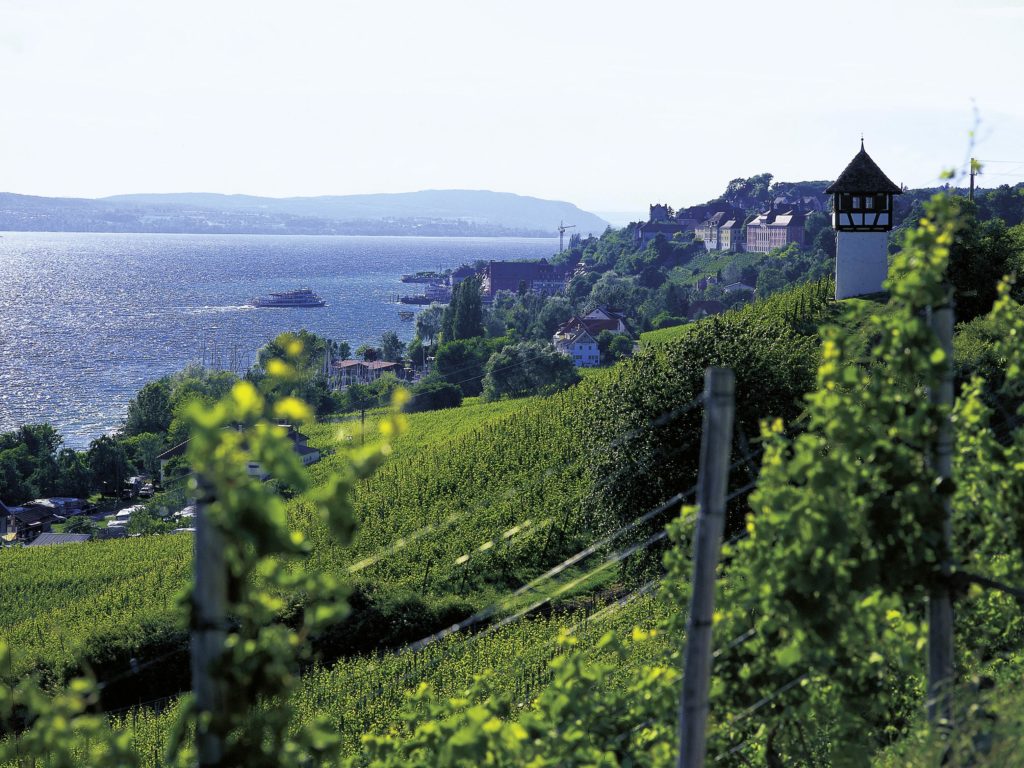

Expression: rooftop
xmin=825 ymin=142 xmax=902 ymax=195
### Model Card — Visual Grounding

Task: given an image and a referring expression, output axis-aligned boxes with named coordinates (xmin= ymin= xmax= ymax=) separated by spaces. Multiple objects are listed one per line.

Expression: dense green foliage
xmin=403 ymin=376 xmax=463 ymax=413
xmin=440 ymin=276 xmax=484 ymax=342
xmin=0 ymin=424 xmax=71 ymax=504
xmin=8 ymin=189 xmax=1024 ymax=767
xmin=481 ymin=341 xmax=580 ymax=401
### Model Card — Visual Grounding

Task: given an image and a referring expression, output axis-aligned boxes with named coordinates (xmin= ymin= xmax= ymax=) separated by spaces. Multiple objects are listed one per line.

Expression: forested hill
xmin=0 ymin=189 xmax=608 ymax=237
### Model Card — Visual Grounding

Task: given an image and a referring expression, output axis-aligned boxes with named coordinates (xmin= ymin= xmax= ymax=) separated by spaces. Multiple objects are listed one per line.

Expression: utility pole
xmin=927 ymin=289 xmax=955 ymax=725
xmin=677 ymin=367 xmax=735 ymax=768
xmin=969 ymin=157 xmax=977 ymax=202
xmin=191 ymin=480 xmax=226 ymax=767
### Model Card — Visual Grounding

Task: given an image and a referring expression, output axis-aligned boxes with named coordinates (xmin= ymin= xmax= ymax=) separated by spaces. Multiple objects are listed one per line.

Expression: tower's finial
xmin=860 ymin=133 xmax=865 ymax=150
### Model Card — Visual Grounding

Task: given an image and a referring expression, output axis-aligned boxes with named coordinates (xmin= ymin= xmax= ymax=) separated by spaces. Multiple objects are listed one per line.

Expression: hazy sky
xmin=2 ymin=0 xmax=1023 ymax=214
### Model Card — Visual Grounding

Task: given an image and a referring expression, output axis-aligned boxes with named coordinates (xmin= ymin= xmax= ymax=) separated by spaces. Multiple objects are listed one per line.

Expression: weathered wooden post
xmin=677 ymin=367 xmax=735 ymax=768
xmin=927 ymin=292 xmax=955 ymax=725
xmin=192 ymin=480 xmax=226 ymax=767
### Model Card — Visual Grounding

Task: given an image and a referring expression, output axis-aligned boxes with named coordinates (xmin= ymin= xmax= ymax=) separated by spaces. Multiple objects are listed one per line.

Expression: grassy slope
xmin=667 ymin=250 xmax=764 ymax=286
xmin=0 ymin=388 xmax=597 ymax=688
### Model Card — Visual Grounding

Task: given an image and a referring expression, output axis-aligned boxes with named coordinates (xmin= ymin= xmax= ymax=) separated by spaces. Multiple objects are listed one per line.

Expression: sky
xmin=2 ymin=0 xmax=1023 ymax=216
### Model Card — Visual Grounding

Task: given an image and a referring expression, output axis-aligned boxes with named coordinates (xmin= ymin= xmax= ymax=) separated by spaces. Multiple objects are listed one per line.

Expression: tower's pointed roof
xmin=825 ymin=141 xmax=902 ymax=194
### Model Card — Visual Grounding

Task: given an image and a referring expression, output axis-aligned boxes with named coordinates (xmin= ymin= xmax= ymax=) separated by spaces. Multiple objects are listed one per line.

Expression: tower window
xmin=865 ymin=196 xmax=874 ymax=209
xmin=852 ymin=196 xmax=862 ymax=209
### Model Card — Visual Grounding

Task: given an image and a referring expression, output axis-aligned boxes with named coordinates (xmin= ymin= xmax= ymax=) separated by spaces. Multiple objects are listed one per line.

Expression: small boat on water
xmin=399 ymin=310 xmax=415 ymax=321
xmin=249 ymin=288 xmax=326 ymax=308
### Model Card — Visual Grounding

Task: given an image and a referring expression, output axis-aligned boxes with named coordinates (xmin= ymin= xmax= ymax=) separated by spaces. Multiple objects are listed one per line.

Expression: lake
xmin=0 ymin=231 xmax=557 ymax=448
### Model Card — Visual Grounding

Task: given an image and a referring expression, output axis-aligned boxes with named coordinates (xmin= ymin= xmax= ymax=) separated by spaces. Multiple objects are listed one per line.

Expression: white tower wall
xmin=835 ymin=231 xmax=889 ymax=299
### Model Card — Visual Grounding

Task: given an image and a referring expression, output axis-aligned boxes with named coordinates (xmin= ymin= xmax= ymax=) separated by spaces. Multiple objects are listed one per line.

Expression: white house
xmin=554 ymin=329 xmax=600 ymax=368
xmin=551 ymin=307 xmax=630 ymax=367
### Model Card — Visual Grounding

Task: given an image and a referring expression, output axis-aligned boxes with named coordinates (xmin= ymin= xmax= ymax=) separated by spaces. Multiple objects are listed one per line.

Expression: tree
xmin=812 ymin=225 xmax=836 ymax=259
xmin=355 ymin=344 xmax=378 ymax=362
xmin=803 ymin=210 xmax=831 ymax=246
xmin=86 ymin=435 xmax=129 ymax=497
xmin=332 ymin=340 xmax=351 ymax=361
xmin=607 ymin=334 xmax=633 ymax=361
xmin=120 ymin=432 xmax=166 ymax=477
xmin=980 ymin=183 xmax=1024 ymax=227
xmin=406 ymin=336 xmax=424 ymax=368
xmin=637 ymin=265 xmax=666 ymax=289
xmin=482 ymin=341 xmax=580 ymax=401
xmin=405 ymin=376 xmax=463 ymax=413
xmin=529 ymin=296 xmax=574 ymax=341
xmin=435 ymin=337 xmax=507 ymax=397
xmin=380 ymin=331 xmax=405 ymax=362
xmin=123 ymin=380 xmax=172 ymax=437
xmin=756 ymin=264 xmax=788 ymax=297
xmin=345 ymin=383 xmax=377 ymax=415
xmin=16 ymin=424 xmax=62 ymax=458
xmin=53 ymin=449 xmax=93 ymax=498
xmin=441 ymin=276 xmax=484 ymax=341
xmin=0 ymin=447 xmax=32 ymax=504
xmin=947 ymin=201 xmax=1013 ymax=321
xmin=414 ymin=303 xmax=445 ymax=346
xmin=255 ymin=330 xmax=331 ymax=375
xmin=0 ymin=424 xmax=63 ymax=501
xmin=587 ymin=272 xmax=643 ymax=314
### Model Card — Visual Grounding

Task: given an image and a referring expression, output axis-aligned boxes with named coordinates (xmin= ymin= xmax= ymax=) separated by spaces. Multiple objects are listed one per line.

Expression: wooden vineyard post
xmin=677 ymin=367 xmax=735 ymax=768
xmin=927 ymin=292 xmax=955 ymax=725
xmin=192 ymin=479 xmax=227 ymax=767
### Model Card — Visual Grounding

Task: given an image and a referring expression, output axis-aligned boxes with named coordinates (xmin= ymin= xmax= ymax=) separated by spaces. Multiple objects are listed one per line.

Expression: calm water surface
xmin=0 ymin=232 xmax=556 ymax=447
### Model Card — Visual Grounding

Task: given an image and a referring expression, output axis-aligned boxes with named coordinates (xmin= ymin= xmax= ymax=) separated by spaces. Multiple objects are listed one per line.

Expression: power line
xmin=404 ymin=487 xmax=699 ymax=654
xmin=340 ymin=392 xmax=714 ymax=578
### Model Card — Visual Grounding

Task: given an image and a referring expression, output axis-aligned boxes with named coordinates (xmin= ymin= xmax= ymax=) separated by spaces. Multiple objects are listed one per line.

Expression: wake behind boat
xmin=248 ymin=288 xmax=326 ymax=308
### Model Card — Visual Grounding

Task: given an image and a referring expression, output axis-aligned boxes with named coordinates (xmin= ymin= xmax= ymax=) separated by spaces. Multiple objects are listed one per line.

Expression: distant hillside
xmin=0 ymin=190 xmax=608 ymax=238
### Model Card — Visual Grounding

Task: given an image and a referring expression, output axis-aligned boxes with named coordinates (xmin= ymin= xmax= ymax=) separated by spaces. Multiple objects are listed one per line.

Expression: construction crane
xmin=558 ymin=220 xmax=576 ymax=252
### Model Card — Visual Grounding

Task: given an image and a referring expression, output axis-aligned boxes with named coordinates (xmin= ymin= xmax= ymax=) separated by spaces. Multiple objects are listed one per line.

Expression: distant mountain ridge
xmin=0 ymin=189 xmax=609 ymax=238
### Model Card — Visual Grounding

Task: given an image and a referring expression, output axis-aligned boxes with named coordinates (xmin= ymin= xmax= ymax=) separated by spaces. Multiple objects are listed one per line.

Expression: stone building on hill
xmin=745 ymin=206 xmax=807 ymax=253
xmin=635 ymin=203 xmax=698 ymax=248
xmin=695 ymin=205 xmax=743 ymax=251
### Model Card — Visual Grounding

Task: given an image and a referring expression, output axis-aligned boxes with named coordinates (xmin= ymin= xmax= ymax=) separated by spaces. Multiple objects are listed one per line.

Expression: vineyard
xmin=110 ymin=594 xmax=670 ymax=766
xmin=4 ymin=197 xmax=1024 ymax=766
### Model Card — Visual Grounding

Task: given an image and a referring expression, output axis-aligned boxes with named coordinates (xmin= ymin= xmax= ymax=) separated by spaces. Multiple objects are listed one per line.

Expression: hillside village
xmin=376 ymin=146 xmax=899 ymax=373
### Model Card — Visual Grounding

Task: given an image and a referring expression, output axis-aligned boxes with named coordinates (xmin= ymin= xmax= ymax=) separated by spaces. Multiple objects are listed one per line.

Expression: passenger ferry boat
xmin=249 ymin=288 xmax=326 ymax=308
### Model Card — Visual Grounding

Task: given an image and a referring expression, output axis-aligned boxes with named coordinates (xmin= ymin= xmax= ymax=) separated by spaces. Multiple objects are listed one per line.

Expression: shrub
xmin=405 ymin=377 xmax=464 ymax=413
